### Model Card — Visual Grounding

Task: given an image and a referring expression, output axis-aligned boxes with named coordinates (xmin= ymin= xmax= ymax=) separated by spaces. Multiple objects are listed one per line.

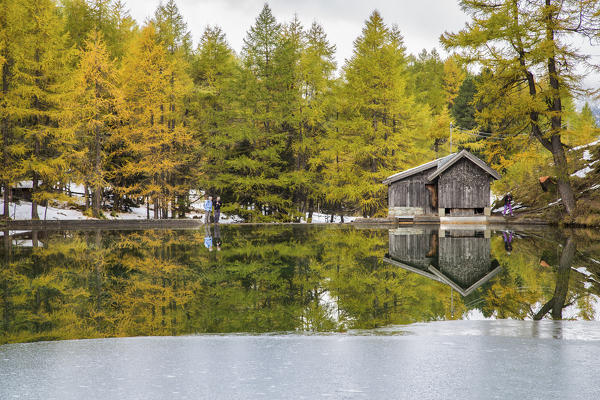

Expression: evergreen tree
xmin=451 ymin=74 xmax=477 ymax=130
xmin=571 ymin=102 xmax=599 ymax=142
xmin=150 ymin=0 xmax=194 ymax=217
xmin=327 ymin=11 xmax=430 ymax=217
xmin=273 ymin=16 xmax=306 ymax=217
xmin=225 ymin=4 xmax=293 ymax=221
xmin=407 ymin=49 xmax=445 ymax=114
xmin=0 ymin=0 xmax=22 ymax=220
xmin=151 ymin=0 xmax=192 ymax=57
xmin=108 ymin=1 xmax=138 ymax=61
xmin=442 ymin=57 xmax=465 ymax=110
xmin=15 ymin=0 xmax=73 ymax=219
xmin=191 ymin=26 xmax=237 ymax=206
xmin=69 ymin=31 xmax=122 ymax=217
xmin=297 ymin=22 xmax=336 ymax=221
xmin=120 ymin=24 xmax=192 ymax=219
xmin=61 ymin=0 xmax=137 ymax=61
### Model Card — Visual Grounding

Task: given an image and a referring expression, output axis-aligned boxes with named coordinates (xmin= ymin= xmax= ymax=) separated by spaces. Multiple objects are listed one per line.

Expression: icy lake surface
xmin=3 ymin=321 xmax=600 ymax=400
xmin=3 ymin=224 xmax=600 ymax=398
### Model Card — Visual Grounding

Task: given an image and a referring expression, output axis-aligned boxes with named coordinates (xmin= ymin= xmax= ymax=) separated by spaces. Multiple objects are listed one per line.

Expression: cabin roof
xmin=382 ymin=153 xmax=456 ymax=185
xmin=427 ymin=149 xmax=501 ymax=181
xmin=383 ymin=149 xmax=500 ymax=185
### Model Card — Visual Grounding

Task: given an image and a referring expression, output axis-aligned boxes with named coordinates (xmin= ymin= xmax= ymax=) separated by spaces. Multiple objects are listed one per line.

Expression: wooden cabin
xmin=383 ymin=150 xmax=501 ymax=217
xmin=383 ymin=228 xmax=501 ymax=297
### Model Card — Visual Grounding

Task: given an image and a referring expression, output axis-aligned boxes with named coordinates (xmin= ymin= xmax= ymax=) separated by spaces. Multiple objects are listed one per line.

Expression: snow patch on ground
xmin=0 ymin=200 xmax=91 ymax=221
xmin=569 ymin=139 xmax=599 ymax=178
xmin=2 ymin=193 xmax=354 ymax=223
xmin=571 ymin=139 xmax=600 ymax=151
xmin=0 ymin=230 xmax=30 ymax=236
xmin=0 ymin=198 xmax=250 ymax=223
xmin=106 ymin=205 xmax=148 ymax=220
xmin=575 ymin=267 xmax=592 ymax=277
xmin=301 ymin=212 xmax=357 ymax=223
xmin=572 ymin=166 xmax=595 ymax=178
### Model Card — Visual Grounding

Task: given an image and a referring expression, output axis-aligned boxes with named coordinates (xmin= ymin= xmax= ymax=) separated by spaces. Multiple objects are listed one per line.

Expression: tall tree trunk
xmin=515 ymin=3 xmax=577 ymax=216
xmin=93 ymin=126 xmax=102 ymax=218
xmin=84 ymin=184 xmax=90 ymax=211
xmin=113 ymin=194 xmax=120 ymax=214
xmin=1 ymin=50 xmax=10 ymax=221
xmin=31 ymin=174 xmax=39 ymax=220
xmin=3 ymin=184 xmax=9 ymax=221
xmin=550 ymin=135 xmax=576 ymax=214
xmin=545 ymin=0 xmax=576 ymax=214
xmin=177 ymin=194 xmax=187 ymax=218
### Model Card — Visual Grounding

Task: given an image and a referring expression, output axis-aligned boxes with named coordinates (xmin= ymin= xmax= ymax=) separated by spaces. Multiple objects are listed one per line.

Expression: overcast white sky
xmin=124 ymin=0 xmax=598 ymax=97
xmin=125 ymin=0 xmax=468 ymax=66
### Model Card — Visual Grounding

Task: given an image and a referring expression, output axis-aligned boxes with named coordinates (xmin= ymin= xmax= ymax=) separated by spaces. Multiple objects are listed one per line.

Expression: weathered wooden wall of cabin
xmin=388 ymin=167 xmax=437 ymax=214
xmin=388 ymin=230 xmax=437 ymax=269
xmin=438 ymin=159 xmax=490 ymax=209
xmin=438 ymin=236 xmax=491 ymax=289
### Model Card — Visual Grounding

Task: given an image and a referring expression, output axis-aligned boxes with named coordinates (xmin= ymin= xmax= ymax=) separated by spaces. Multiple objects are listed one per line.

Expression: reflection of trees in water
xmin=533 ymin=236 xmax=575 ymax=320
xmin=1 ymin=227 xmax=599 ymax=344
xmin=486 ymin=231 xmax=599 ymax=321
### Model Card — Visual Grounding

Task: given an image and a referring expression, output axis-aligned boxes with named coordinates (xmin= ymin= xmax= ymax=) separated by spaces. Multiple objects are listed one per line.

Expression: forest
xmin=1 ymin=0 xmax=599 ymax=223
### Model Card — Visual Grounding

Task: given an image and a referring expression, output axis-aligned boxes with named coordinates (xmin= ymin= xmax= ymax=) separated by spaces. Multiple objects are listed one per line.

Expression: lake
xmin=2 ymin=224 xmax=600 ymax=399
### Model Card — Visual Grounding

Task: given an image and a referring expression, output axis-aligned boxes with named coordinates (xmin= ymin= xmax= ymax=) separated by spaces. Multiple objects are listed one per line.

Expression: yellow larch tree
xmin=69 ymin=30 xmax=123 ymax=218
xmin=13 ymin=0 xmax=74 ymax=219
xmin=120 ymin=24 xmax=193 ymax=219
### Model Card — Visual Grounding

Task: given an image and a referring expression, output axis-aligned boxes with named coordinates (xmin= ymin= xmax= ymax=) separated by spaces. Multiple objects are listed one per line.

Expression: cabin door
xmin=425 ymin=183 xmax=438 ymax=213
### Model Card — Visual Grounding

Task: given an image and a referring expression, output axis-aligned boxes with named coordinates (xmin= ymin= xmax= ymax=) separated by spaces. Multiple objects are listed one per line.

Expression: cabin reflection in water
xmin=383 ymin=227 xmax=501 ymax=296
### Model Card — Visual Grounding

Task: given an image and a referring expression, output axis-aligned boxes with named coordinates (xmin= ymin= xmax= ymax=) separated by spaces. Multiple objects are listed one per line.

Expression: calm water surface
xmin=3 ymin=224 xmax=600 ymax=399
xmin=2 ymin=224 xmax=600 ymax=344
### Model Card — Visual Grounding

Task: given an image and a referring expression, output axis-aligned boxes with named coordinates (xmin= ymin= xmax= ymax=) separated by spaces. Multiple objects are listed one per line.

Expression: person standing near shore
xmin=204 ymin=196 xmax=213 ymax=224
xmin=214 ymin=196 xmax=222 ymax=224
xmin=503 ymin=193 xmax=513 ymax=217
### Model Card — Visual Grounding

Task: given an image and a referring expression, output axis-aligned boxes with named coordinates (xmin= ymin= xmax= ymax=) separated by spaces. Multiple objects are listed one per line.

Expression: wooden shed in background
xmin=383 ymin=150 xmax=500 ymax=217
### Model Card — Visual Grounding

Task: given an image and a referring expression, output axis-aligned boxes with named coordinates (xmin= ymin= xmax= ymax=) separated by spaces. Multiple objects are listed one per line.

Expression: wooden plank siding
xmin=438 ymin=236 xmax=492 ymax=290
xmin=388 ymin=230 xmax=437 ymax=269
xmin=437 ymin=158 xmax=491 ymax=210
xmin=388 ymin=167 xmax=437 ymax=215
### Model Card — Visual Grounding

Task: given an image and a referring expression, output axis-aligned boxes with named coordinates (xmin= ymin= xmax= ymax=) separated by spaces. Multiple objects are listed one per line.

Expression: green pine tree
xmin=325 ymin=11 xmax=431 ymax=217
xmin=224 ymin=4 xmax=293 ymax=221
xmin=191 ymin=25 xmax=237 ymax=208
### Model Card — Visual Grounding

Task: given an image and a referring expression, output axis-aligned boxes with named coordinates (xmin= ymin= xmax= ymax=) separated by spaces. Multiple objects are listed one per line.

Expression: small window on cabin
xmin=445 ymin=208 xmax=450 ymax=215
xmin=474 ymin=208 xmax=484 ymax=215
